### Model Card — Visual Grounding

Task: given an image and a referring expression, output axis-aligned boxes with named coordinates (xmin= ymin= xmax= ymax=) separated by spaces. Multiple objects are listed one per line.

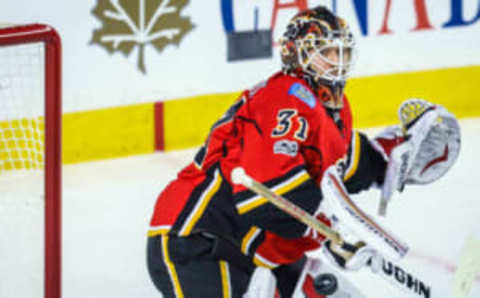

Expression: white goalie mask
xmin=295 ymin=29 xmax=356 ymax=86
xmin=280 ymin=6 xmax=357 ymax=108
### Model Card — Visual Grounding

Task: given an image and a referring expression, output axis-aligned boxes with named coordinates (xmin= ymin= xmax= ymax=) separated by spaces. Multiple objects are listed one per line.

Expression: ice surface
xmin=2 ymin=119 xmax=480 ymax=298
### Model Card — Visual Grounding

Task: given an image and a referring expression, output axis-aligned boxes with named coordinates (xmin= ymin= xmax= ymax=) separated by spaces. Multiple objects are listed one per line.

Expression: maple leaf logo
xmin=91 ymin=0 xmax=194 ymax=73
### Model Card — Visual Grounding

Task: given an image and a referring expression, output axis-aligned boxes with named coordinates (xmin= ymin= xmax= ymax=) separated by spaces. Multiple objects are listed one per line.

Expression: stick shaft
xmin=236 ymin=170 xmax=343 ymax=245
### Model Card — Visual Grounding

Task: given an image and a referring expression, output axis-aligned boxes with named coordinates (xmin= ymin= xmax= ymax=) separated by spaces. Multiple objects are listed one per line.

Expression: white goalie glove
xmin=372 ymin=98 xmax=461 ymax=215
xmin=322 ymin=240 xmax=383 ymax=273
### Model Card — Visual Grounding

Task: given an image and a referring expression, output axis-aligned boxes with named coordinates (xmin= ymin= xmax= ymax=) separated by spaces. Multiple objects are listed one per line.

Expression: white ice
xmin=2 ymin=119 xmax=480 ymax=298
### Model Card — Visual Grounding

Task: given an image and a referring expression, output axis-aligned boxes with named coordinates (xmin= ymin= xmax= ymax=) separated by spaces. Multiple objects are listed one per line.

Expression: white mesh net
xmin=0 ymin=42 xmax=45 ymax=174
xmin=0 ymin=41 xmax=45 ymax=298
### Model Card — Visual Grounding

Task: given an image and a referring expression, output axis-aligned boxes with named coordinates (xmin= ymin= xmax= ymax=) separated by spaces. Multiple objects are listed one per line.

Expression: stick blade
xmin=453 ymin=236 xmax=480 ymax=298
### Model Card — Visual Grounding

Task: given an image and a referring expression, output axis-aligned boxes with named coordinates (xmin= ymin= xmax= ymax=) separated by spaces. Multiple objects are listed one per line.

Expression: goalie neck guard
xmin=280 ymin=6 xmax=356 ymax=109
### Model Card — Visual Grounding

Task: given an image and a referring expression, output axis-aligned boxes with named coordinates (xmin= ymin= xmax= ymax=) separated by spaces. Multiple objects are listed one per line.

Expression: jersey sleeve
xmin=343 ymin=131 xmax=387 ymax=193
xmin=231 ymin=81 xmax=324 ymax=239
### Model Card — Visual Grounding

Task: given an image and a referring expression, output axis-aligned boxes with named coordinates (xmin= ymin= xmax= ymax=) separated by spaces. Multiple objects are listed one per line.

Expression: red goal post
xmin=0 ymin=24 xmax=62 ymax=298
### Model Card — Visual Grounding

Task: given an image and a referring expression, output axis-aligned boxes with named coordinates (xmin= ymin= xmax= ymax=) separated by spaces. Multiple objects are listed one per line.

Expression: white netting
xmin=0 ymin=42 xmax=45 ymax=174
xmin=0 ymin=41 xmax=45 ymax=298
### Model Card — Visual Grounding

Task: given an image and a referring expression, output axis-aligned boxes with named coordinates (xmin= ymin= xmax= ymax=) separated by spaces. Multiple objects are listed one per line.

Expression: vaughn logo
xmin=91 ymin=0 xmax=194 ymax=73
xmin=382 ymin=259 xmax=431 ymax=298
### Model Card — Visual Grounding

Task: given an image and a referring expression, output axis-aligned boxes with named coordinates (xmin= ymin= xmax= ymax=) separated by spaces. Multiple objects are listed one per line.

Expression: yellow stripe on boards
xmin=163 ymin=92 xmax=240 ymax=151
xmin=162 ymin=66 xmax=480 ymax=152
xmin=63 ymin=103 xmax=155 ymax=164
xmin=55 ymin=65 xmax=480 ymax=164
xmin=161 ymin=236 xmax=184 ymax=298
xmin=346 ymin=65 xmax=480 ymax=128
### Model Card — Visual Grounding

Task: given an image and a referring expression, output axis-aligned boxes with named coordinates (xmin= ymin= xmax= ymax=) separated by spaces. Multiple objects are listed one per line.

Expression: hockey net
xmin=0 ymin=24 xmax=61 ymax=298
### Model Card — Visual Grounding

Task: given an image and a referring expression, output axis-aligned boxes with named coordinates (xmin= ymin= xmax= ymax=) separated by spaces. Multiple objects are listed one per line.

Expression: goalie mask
xmin=280 ymin=6 xmax=356 ymax=109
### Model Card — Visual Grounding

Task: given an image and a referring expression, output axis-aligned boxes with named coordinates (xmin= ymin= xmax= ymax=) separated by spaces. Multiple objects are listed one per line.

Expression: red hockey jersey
xmin=148 ymin=72 xmax=356 ymax=268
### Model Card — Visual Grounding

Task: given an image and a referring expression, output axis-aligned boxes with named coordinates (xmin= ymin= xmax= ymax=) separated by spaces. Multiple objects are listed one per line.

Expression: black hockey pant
xmin=147 ymin=233 xmax=253 ymax=298
xmin=147 ymin=233 xmax=307 ymax=298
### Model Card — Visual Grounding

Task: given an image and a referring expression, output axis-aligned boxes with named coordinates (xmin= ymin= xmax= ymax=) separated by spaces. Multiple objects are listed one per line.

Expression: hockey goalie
xmin=146 ymin=6 xmax=460 ymax=298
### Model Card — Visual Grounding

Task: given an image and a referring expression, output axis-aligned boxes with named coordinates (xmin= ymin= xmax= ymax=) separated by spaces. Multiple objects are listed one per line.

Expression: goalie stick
xmin=453 ymin=235 xmax=480 ymax=298
xmin=231 ymin=167 xmax=433 ymax=298
xmin=231 ymin=167 xmax=343 ymax=246
xmin=321 ymin=168 xmax=409 ymax=260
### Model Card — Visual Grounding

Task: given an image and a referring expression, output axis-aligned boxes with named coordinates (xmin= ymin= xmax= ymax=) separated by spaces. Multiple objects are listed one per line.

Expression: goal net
xmin=0 ymin=24 xmax=62 ymax=298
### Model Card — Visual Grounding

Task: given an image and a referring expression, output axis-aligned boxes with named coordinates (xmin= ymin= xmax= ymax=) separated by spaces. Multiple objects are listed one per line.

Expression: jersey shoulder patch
xmin=288 ymin=83 xmax=316 ymax=109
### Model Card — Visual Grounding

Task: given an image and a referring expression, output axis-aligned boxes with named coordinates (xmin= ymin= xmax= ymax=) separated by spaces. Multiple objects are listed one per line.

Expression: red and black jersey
xmin=148 ymin=72 xmax=386 ymax=268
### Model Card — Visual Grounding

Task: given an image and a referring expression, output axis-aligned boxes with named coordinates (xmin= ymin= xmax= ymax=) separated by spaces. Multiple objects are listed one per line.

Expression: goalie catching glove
xmin=372 ymin=98 xmax=461 ymax=215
